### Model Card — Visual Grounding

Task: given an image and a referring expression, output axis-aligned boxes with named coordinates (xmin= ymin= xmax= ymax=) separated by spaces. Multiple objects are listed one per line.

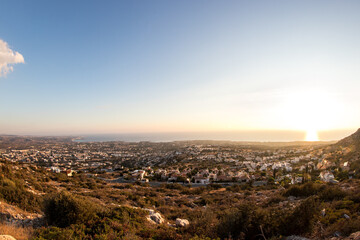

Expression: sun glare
xmin=275 ymin=88 xmax=345 ymax=141
xmin=306 ymin=129 xmax=319 ymax=141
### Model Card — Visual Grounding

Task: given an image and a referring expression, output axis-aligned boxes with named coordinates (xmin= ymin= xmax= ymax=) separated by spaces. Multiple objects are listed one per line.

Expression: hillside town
xmin=0 ymin=137 xmax=354 ymax=186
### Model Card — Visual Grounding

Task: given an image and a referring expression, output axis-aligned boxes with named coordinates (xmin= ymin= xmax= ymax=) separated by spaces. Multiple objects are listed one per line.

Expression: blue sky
xmin=1 ymin=0 xmax=360 ymax=137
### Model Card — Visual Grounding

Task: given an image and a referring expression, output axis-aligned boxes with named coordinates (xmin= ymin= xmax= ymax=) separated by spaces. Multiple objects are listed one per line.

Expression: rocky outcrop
xmin=0 ymin=201 xmax=43 ymax=227
xmin=328 ymin=231 xmax=360 ymax=240
xmin=348 ymin=231 xmax=360 ymax=240
xmin=175 ymin=218 xmax=190 ymax=227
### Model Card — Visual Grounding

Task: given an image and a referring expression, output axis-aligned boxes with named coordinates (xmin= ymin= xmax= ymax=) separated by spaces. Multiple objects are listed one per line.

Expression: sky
xmin=0 ymin=0 xmax=360 ymax=140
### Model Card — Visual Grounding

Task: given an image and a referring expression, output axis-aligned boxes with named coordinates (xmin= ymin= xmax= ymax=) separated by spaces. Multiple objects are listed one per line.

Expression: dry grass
xmin=0 ymin=223 xmax=33 ymax=240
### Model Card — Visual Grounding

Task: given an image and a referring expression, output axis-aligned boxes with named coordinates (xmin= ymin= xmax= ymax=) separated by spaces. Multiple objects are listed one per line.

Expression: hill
xmin=335 ymin=128 xmax=360 ymax=150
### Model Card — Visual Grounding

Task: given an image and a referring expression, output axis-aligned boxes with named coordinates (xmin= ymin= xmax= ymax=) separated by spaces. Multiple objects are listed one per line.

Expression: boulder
xmin=334 ymin=231 xmax=342 ymax=237
xmin=147 ymin=212 xmax=164 ymax=224
xmin=288 ymin=196 xmax=296 ymax=201
xmin=176 ymin=218 xmax=190 ymax=227
xmin=0 ymin=236 xmax=17 ymax=240
xmin=285 ymin=236 xmax=310 ymax=240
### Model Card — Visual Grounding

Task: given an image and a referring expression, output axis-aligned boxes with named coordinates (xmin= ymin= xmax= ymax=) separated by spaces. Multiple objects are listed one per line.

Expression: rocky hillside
xmin=335 ymin=128 xmax=360 ymax=150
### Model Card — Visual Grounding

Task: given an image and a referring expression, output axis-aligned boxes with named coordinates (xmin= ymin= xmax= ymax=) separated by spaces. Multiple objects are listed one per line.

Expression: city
xmin=1 ymin=136 xmax=349 ymax=186
xmin=0 ymin=131 xmax=359 ymax=239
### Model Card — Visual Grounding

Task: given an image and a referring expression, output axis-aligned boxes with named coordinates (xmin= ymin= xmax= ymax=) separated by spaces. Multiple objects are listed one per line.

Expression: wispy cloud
xmin=0 ymin=39 xmax=24 ymax=77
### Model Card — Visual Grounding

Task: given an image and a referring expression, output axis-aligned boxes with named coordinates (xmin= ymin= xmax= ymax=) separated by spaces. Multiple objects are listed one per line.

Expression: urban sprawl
xmin=1 ymin=138 xmax=352 ymax=186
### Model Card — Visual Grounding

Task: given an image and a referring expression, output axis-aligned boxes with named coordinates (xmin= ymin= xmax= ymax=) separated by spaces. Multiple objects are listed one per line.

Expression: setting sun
xmin=272 ymin=88 xmax=348 ymax=141
xmin=306 ymin=129 xmax=319 ymax=141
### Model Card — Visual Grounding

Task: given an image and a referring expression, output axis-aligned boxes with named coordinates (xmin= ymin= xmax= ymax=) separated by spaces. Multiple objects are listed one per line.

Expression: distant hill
xmin=0 ymin=135 xmax=73 ymax=149
xmin=335 ymin=128 xmax=360 ymax=150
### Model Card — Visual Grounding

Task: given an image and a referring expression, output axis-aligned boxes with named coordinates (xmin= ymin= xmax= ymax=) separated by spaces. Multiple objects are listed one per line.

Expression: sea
xmin=73 ymin=129 xmax=354 ymax=143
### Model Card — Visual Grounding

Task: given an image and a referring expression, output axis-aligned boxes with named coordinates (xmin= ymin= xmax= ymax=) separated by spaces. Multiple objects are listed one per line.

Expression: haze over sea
xmin=74 ymin=129 xmax=355 ymax=143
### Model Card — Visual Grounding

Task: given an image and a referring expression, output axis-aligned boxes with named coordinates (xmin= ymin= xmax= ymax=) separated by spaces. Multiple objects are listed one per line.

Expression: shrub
xmin=163 ymin=183 xmax=185 ymax=190
xmin=326 ymin=217 xmax=360 ymax=237
xmin=283 ymin=182 xmax=320 ymax=197
xmin=32 ymin=226 xmax=78 ymax=240
xmin=226 ymin=183 xmax=252 ymax=192
xmin=280 ymin=197 xmax=319 ymax=236
xmin=265 ymin=195 xmax=286 ymax=206
xmin=0 ymin=177 xmax=41 ymax=212
xmin=217 ymin=203 xmax=255 ymax=239
xmin=318 ymin=185 xmax=347 ymax=201
xmin=186 ymin=209 xmax=219 ymax=239
xmin=43 ymin=191 xmax=101 ymax=228
xmin=283 ymin=182 xmax=348 ymax=202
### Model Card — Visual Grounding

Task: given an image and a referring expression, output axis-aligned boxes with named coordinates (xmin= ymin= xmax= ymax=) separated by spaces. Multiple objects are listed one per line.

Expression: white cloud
xmin=0 ymin=39 xmax=24 ymax=77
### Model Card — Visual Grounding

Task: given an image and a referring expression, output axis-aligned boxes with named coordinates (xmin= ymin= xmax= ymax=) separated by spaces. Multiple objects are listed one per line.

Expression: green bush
xmin=280 ymin=197 xmax=319 ymax=236
xmin=283 ymin=182 xmax=320 ymax=197
xmin=0 ymin=177 xmax=41 ymax=212
xmin=318 ymin=185 xmax=347 ymax=201
xmin=185 ymin=209 xmax=219 ymax=239
xmin=217 ymin=203 xmax=255 ymax=239
xmin=32 ymin=226 xmax=83 ymax=240
xmin=43 ymin=191 xmax=101 ymax=228
xmin=35 ymin=205 xmax=146 ymax=239
xmin=325 ymin=217 xmax=360 ymax=237
xmin=283 ymin=183 xmax=348 ymax=201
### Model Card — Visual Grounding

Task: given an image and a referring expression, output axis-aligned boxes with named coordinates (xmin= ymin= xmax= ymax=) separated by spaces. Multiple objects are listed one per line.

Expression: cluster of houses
xmin=0 ymin=141 xmax=355 ymax=185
